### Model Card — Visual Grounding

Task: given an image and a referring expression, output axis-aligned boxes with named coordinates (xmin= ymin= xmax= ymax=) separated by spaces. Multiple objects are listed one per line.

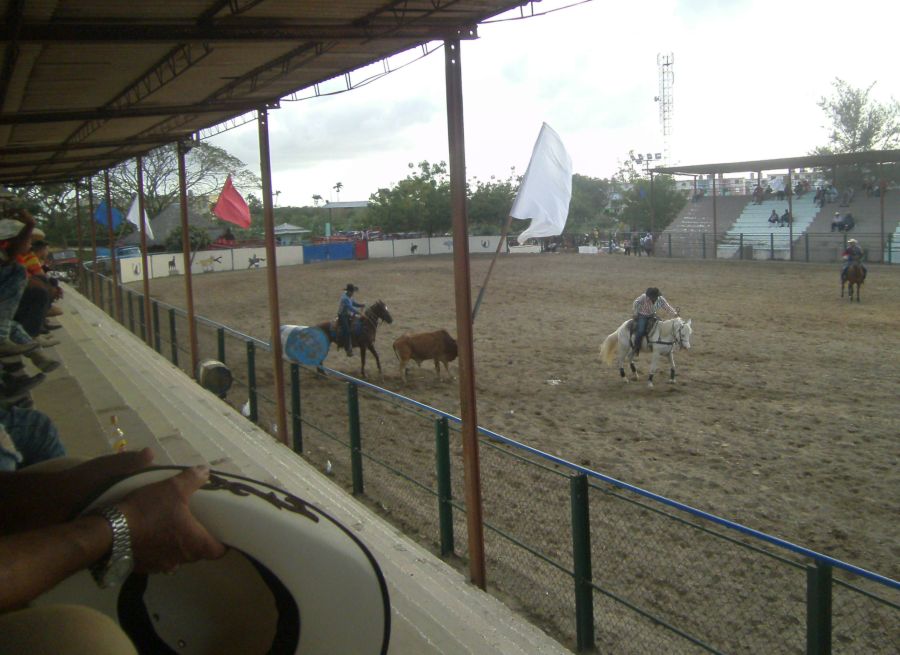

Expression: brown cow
xmin=392 ymin=329 xmax=458 ymax=383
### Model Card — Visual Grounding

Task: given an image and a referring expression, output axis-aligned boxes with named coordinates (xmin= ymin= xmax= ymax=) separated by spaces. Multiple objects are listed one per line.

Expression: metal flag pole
xmin=471 ymin=213 xmax=512 ymax=322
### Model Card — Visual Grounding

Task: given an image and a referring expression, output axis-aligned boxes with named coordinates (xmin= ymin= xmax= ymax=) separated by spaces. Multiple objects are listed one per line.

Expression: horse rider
xmin=338 ymin=283 xmax=365 ymax=356
xmin=631 ymin=287 xmax=678 ymax=357
xmin=840 ymin=238 xmax=867 ymax=282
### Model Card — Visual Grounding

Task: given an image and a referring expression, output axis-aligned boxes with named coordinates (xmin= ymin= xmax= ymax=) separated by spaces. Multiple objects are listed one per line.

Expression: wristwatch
xmin=89 ymin=505 xmax=134 ymax=589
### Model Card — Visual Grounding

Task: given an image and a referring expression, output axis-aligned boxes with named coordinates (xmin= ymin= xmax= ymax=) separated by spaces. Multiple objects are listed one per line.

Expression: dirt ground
xmin=144 ymin=252 xmax=900 ymax=584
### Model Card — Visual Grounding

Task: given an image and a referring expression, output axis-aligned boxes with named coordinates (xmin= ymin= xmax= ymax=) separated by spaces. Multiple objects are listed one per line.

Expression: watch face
xmin=105 ymin=556 xmax=134 ymax=587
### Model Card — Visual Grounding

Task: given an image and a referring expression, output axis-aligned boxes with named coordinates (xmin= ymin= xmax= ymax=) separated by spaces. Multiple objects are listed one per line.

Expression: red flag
xmin=213 ymin=175 xmax=251 ymax=228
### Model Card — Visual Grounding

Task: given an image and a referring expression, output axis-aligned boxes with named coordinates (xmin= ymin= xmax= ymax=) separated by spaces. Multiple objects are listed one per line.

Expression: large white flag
xmin=510 ymin=123 xmax=573 ymax=243
xmin=125 ymin=195 xmax=154 ymax=240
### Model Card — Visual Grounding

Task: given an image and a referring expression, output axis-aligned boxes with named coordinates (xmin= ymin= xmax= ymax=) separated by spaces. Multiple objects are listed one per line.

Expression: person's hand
xmin=60 ymin=447 xmax=155 ymax=506
xmin=118 ymin=466 xmax=226 ymax=573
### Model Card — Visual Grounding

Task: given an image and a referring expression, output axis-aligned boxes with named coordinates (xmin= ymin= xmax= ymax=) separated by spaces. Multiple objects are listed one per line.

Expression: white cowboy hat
xmin=847 ymin=238 xmax=858 ymax=244
xmin=36 ymin=467 xmax=391 ymax=654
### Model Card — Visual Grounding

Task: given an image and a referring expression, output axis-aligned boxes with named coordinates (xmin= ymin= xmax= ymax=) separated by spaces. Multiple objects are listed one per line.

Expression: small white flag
xmin=125 ymin=195 xmax=154 ymax=240
xmin=511 ymin=123 xmax=573 ymax=243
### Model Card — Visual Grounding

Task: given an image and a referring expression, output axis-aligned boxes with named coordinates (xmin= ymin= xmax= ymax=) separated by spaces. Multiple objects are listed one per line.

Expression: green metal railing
xmin=81 ymin=269 xmax=900 ymax=654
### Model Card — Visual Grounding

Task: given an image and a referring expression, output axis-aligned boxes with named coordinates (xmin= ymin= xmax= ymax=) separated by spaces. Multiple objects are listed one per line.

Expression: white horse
xmin=600 ymin=317 xmax=693 ymax=388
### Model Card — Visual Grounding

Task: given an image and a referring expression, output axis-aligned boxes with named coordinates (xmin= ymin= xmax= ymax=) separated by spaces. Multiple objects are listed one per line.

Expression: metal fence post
xmin=770 ymin=233 xmax=774 ymax=260
xmin=888 ymin=233 xmax=893 ymax=264
xmin=435 ymin=417 xmax=454 ymax=556
xmin=570 ymin=474 xmax=595 ymax=651
xmin=806 ymin=561 xmax=832 ymax=655
xmin=667 ymin=233 xmax=672 ymax=258
xmin=168 ymin=308 xmax=178 ymax=365
xmin=98 ymin=275 xmax=104 ymax=309
xmin=739 ymin=234 xmax=744 ymax=260
xmin=152 ymin=301 xmax=161 ymax=353
xmin=247 ymin=341 xmax=258 ymax=423
xmin=701 ymin=232 xmax=706 ymax=259
xmin=127 ymin=291 xmax=134 ymax=333
xmin=217 ymin=327 xmax=226 ymax=363
xmin=348 ymin=382 xmax=363 ymax=495
xmin=138 ymin=298 xmax=146 ymax=342
xmin=290 ymin=363 xmax=302 ymax=453
xmin=805 ymin=233 xmax=810 ymax=263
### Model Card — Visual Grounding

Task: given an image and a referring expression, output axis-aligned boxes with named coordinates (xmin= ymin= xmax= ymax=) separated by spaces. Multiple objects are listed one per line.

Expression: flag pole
xmin=471 ymin=213 xmax=512 ymax=322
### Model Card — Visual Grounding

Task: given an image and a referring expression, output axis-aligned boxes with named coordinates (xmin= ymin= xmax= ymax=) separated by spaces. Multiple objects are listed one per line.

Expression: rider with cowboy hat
xmin=631 ymin=287 xmax=678 ymax=357
xmin=338 ymin=283 xmax=365 ymax=356
xmin=841 ymin=239 xmax=867 ymax=282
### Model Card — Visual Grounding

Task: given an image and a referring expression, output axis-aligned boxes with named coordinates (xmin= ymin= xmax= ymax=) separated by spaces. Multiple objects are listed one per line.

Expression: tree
xmin=467 ymin=169 xmax=518 ymax=235
xmin=612 ymin=152 xmax=685 ymax=233
xmin=103 ymin=142 xmax=260 ymax=218
xmin=566 ymin=174 xmax=614 ymax=237
xmin=815 ymin=78 xmax=900 ymax=154
xmin=333 ymin=182 xmax=343 ymax=202
xmin=312 ymin=194 xmax=323 ymax=207
xmin=164 ymin=225 xmax=212 ymax=252
xmin=368 ymin=161 xmax=451 ymax=236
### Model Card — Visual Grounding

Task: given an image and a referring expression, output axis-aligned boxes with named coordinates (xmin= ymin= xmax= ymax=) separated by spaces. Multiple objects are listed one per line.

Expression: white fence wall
xmin=115 ymin=237 xmax=521 ymax=281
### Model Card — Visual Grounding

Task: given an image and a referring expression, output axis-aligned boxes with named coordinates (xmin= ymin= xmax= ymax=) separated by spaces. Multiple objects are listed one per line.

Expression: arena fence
xmin=608 ymin=231 xmax=898 ymax=265
xmin=79 ymin=270 xmax=900 ymax=654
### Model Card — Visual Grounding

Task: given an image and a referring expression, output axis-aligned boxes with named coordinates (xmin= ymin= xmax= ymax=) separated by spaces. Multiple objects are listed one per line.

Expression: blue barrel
xmin=280 ymin=325 xmax=330 ymax=366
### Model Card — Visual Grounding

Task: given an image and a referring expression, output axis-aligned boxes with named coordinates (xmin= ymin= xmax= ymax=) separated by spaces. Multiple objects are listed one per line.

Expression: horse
xmin=315 ymin=299 xmax=394 ymax=379
xmin=641 ymin=234 xmax=654 ymax=256
xmin=842 ymin=261 xmax=864 ymax=302
xmin=600 ymin=317 xmax=693 ymax=388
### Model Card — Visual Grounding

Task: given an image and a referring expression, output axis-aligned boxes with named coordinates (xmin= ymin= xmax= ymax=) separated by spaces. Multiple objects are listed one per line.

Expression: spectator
xmin=831 ymin=212 xmax=842 ymax=232
xmin=779 ymin=210 xmax=791 ymax=227
xmin=768 ymin=210 xmax=779 ymax=225
xmin=0 ymin=404 xmax=65 ymax=471
xmin=0 ymin=449 xmax=226 ymax=652
xmin=841 ymin=213 xmax=855 ymax=232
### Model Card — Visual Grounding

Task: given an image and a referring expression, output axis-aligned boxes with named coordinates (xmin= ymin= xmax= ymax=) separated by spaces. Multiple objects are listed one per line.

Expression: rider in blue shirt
xmin=338 ymin=283 xmax=365 ymax=356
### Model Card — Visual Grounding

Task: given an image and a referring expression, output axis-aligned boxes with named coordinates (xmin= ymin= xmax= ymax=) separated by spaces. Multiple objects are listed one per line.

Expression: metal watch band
xmin=90 ymin=505 xmax=132 ymax=587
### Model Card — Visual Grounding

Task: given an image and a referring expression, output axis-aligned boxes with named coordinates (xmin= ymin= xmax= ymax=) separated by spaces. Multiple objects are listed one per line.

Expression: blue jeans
xmin=0 ymin=406 xmax=65 ymax=471
xmin=634 ymin=315 xmax=650 ymax=351
xmin=0 ymin=264 xmax=27 ymax=342
xmin=339 ymin=312 xmax=352 ymax=351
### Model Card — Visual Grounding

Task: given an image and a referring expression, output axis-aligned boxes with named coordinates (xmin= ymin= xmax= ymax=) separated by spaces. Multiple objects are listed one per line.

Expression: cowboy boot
xmin=0 ymin=339 xmax=39 ymax=357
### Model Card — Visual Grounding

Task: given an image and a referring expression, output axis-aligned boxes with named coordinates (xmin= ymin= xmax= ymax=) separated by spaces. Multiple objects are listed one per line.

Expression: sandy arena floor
xmin=144 ymin=252 xmax=900 ymax=583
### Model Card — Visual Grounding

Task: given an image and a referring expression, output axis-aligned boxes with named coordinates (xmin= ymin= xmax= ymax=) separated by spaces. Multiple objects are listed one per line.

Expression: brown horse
xmin=841 ymin=262 xmax=865 ymax=302
xmin=316 ymin=299 xmax=393 ymax=378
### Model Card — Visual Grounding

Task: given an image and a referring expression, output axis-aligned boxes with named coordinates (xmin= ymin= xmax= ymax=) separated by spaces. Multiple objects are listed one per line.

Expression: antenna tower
xmin=656 ymin=52 xmax=674 ymax=165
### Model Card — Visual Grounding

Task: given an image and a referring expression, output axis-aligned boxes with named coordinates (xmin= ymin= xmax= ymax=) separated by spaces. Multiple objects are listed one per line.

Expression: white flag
xmin=125 ymin=195 xmax=154 ymax=240
xmin=510 ymin=123 xmax=573 ymax=243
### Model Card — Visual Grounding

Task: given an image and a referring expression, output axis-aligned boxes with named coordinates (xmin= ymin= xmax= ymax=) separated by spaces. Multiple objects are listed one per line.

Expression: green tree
xmin=368 ymin=161 xmax=451 ymax=236
xmin=164 ymin=225 xmax=211 ymax=252
xmin=566 ymin=174 xmax=614 ymax=237
xmin=103 ymin=142 xmax=261 ymax=219
xmin=613 ymin=152 xmax=685 ymax=233
xmin=815 ymin=78 xmax=900 ymax=154
xmin=467 ymin=169 xmax=518 ymax=235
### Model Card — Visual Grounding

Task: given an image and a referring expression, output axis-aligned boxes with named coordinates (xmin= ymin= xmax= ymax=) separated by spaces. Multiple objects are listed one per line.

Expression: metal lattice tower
xmin=656 ymin=52 xmax=674 ymax=165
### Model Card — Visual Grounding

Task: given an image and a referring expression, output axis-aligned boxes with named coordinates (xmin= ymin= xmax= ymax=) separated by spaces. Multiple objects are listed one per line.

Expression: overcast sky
xmin=208 ymin=0 xmax=899 ymax=207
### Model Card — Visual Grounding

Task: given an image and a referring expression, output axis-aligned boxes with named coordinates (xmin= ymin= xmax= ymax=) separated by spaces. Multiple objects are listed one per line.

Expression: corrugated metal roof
xmin=0 ymin=0 xmax=529 ymax=186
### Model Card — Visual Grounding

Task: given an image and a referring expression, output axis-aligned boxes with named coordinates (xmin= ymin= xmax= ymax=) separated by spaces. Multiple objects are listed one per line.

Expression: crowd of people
xmin=0 ymin=205 xmax=227 ymax=652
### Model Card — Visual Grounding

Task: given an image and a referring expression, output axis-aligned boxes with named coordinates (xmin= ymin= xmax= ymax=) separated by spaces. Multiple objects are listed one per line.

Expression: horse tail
xmin=600 ymin=332 xmax=618 ymax=366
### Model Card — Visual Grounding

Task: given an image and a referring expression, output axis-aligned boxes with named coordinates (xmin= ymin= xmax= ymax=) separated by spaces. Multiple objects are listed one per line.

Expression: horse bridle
xmin=650 ymin=319 xmax=687 ymax=350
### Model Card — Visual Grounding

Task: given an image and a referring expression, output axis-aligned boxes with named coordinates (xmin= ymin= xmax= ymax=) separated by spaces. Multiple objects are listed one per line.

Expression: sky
xmin=208 ymin=0 xmax=899 ymax=208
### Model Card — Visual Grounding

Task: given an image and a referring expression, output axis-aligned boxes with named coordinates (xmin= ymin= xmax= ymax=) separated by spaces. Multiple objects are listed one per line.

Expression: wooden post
xmin=257 ymin=107 xmax=288 ymax=443
xmin=87 ymin=178 xmax=99 ymax=304
xmin=787 ymin=168 xmax=794 ymax=261
xmin=103 ymin=170 xmax=121 ymax=322
xmin=136 ymin=156 xmax=154 ymax=347
xmin=444 ymin=37 xmax=486 ymax=590
xmin=177 ymin=140 xmax=200 ymax=377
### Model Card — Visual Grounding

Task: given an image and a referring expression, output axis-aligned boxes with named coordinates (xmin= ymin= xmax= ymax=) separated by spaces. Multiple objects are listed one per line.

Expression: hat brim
xmin=36 ymin=467 xmax=391 ymax=654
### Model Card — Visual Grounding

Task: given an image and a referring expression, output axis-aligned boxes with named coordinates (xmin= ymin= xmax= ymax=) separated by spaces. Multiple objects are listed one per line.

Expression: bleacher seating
xmin=716 ymin=195 xmax=819 ymax=259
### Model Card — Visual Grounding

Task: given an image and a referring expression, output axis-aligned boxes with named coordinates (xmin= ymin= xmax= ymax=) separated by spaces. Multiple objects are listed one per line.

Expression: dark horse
xmin=316 ymin=299 xmax=393 ymax=378
xmin=841 ymin=262 xmax=864 ymax=302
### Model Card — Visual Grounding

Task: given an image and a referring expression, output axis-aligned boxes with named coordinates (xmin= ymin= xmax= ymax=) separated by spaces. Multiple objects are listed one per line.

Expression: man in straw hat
xmin=338 ymin=283 xmax=365 ymax=356
xmin=840 ymin=238 xmax=867 ymax=282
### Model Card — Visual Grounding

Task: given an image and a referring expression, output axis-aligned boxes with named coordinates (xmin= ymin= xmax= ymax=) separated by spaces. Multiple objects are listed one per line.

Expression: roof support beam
xmin=0 ymin=100 xmax=269 ymax=125
xmin=4 ymin=21 xmax=480 ymax=43
xmin=0 ymin=0 xmax=25 ymax=109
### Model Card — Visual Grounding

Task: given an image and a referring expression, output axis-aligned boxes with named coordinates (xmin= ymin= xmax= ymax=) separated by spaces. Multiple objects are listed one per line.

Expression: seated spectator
xmin=0 ymin=404 xmax=65 ymax=471
xmin=0 ymin=448 xmax=226 ymax=652
xmin=841 ymin=213 xmax=855 ymax=232
xmin=779 ymin=210 xmax=791 ymax=227
xmin=775 ymin=189 xmax=786 ymax=201
xmin=768 ymin=210 xmax=779 ymax=225
xmin=831 ymin=212 xmax=842 ymax=232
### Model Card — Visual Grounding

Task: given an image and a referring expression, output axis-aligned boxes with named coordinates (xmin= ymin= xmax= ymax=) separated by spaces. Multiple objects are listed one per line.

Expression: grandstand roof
xmin=0 ymin=0 xmax=529 ymax=187
xmin=653 ymin=150 xmax=900 ymax=176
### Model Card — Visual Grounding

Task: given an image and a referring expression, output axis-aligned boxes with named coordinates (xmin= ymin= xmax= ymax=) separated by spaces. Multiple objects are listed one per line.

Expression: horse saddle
xmin=331 ymin=316 xmax=361 ymax=340
xmin=629 ymin=317 xmax=657 ymax=351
